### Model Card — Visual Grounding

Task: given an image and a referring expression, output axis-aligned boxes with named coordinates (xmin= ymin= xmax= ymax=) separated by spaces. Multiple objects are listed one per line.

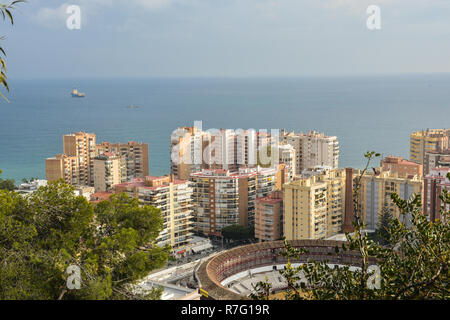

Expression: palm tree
xmin=1 ymin=1 xmax=26 ymax=102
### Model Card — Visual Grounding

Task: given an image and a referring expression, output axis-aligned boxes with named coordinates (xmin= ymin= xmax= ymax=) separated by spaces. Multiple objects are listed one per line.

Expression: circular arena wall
xmin=195 ymin=240 xmax=376 ymax=300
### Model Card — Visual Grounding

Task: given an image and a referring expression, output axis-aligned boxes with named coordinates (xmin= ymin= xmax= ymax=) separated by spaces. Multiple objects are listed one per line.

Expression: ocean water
xmin=1 ymin=75 xmax=449 ymax=182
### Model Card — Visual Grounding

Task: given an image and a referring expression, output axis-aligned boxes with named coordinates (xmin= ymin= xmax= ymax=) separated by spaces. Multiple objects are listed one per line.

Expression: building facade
xmin=93 ymin=153 xmax=126 ymax=192
xmin=170 ymin=125 xmax=281 ymax=180
xmin=277 ymin=144 xmax=296 ymax=178
xmin=381 ymin=156 xmax=423 ymax=178
xmin=190 ymin=167 xmax=277 ymax=236
xmin=255 ymin=190 xmax=283 ymax=242
xmin=423 ymin=168 xmax=450 ymax=222
xmin=96 ymin=141 xmax=149 ymax=180
xmin=281 ymin=130 xmax=339 ymax=176
xmin=62 ymin=132 xmax=97 ymax=186
xmin=283 ymin=168 xmax=346 ymax=240
xmin=115 ymin=175 xmax=194 ymax=249
xmin=359 ymin=168 xmax=423 ymax=230
xmin=410 ymin=129 xmax=450 ymax=165
xmin=424 ymin=149 xmax=450 ymax=175
xmin=46 ymin=133 xmax=149 ymax=189
xmin=16 ymin=179 xmax=48 ymax=196
xmin=170 ymin=126 xmax=208 ymax=180
xmin=74 ymin=185 xmax=96 ymax=200
xmin=46 ymin=154 xmax=79 ymax=185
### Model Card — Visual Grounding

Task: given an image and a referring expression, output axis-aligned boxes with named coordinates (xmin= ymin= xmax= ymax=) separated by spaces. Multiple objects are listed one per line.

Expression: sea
xmin=1 ymin=74 xmax=449 ymax=183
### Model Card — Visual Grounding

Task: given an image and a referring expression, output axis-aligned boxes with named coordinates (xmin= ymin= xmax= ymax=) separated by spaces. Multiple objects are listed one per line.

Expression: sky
xmin=3 ymin=0 xmax=450 ymax=78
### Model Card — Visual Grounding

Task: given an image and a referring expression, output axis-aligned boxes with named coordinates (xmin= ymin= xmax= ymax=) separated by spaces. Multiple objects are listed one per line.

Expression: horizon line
xmin=9 ymin=71 xmax=450 ymax=81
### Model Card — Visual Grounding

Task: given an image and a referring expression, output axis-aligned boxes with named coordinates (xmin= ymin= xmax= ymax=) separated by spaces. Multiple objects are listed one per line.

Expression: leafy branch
xmin=0 ymin=0 xmax=26 ymax=102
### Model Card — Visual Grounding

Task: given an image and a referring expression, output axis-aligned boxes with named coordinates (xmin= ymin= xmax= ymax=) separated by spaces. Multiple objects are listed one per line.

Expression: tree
xmin=252 ymin=153 xmax=449 ymax=300
xmin=0 ymin=1 xmax=25 ymax=102
xmin=0 ymin=181 xmax=171 ymax=300
xmin=0 ymin=178 xmax=15 ymax=191
xmin=370 ymin=205 xmax=394 ymax=246
xmin=0 ymin=169 xmax=15 ymax=191
xmin=221 ymin=224 xmax=253 ymax=242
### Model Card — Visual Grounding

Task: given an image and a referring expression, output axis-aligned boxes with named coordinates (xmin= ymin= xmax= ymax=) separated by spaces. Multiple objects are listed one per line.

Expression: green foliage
xmin=253 ymin=154 xmax=449 ymax=300
xmin=0 ymin=177 xmax=15 ymax=191
xmin=0 ymin=1 xmax=25 ymax=102
xmin=0 ymin=181 xmax=170 ymax=300
xmin=0 ymin=169 xmax=15 ymax=191
xmin=369 ymin=205 xmax=394 ymax=246
xmin=221 ymin=224 xmax=253 ymax=241
xmin=250 ymin=277 xmax=273 ymax=300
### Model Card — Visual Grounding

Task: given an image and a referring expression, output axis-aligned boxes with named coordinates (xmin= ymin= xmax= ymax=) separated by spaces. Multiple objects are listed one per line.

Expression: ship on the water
xmin=71 ymin=89 xmax=85 ymax=98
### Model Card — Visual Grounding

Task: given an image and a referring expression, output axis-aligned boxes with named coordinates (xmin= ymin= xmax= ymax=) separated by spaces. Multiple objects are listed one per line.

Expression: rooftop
xmin=382 ymin=156 xmax=421 ymax=167
xmin=282 ymin=129 xmax=337 ymax=139
xmin=137 ymin=281 xmax=199 ymax=300
xmin=90 ymin=192 xmax=113 ymax=203
xmin=257 ymin=190 xmax=283 ymax=204
xmin=426 ymin=168 xmax=450 ymax=185
xmin=190 ymin=167 xmax=276 ymax=179
xmin=257 ymin=196 xmax=283 ymax=205
xmin=115 ymin=176 xmax=189 ymax=190
xmin=364 ymin=168 xmax=422 ymax=181
xmin=412 ymin=129 xmax=450 ymax=137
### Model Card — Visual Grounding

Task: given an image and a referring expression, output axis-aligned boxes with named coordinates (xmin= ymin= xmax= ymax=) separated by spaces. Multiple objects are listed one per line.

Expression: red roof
xmin=90 ymin=192 xmax=113 ymax=203
xmin=383 ymin=156 xmax=420 ymax=167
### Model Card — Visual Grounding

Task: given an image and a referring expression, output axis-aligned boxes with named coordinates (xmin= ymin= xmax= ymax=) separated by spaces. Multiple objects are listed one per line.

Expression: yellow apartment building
xmin=359 ymin=168 xmax=423 ymax=230
xmin=45 ymin=154 xmax=79 ymax=185
xmin=62 ymin=132 xmax=97 ymax=186
xmin=410 ymin=129 xmax=449 ymax=165
xmin=283 ymin=168 xmax=346 ymax=240
xmin=46 ymin=133 xmax=149 ymax=188
xmin=93 ymin=152 xmax=125 ymax=192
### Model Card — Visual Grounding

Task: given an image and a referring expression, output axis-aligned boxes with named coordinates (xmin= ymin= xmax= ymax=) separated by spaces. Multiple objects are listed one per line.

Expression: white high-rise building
xmin=236 ymin=129 xmax=257 ymax=168
xmin=170 ymin=125 xmax=211 ymax=180
xmin=281 ymin=130 xmax=339 ymax=176
xmin=171 ymin=124 xmax=270 ymax=178
xmin=277 ymin=144 xmax=296 ymax=178
xmin=208 ymin=129 xmax=236 ymax=170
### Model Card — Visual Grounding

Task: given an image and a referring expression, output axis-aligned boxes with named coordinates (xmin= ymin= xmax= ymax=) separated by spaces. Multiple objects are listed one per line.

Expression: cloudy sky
xmin=3 ymin=0 xmax=450 ymax=78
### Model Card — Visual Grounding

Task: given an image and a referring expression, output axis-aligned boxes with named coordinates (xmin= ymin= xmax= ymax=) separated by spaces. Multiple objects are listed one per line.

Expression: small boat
xmin=71 ymin=89 xmax=85 ymax=98
xmin=127 ymin=105 xmax=139 ymax=109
